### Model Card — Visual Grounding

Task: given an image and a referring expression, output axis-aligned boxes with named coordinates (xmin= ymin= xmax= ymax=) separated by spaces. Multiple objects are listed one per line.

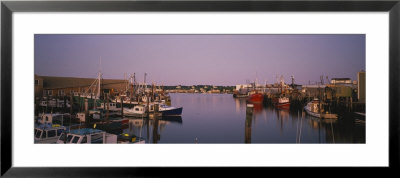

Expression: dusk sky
xmin=34 ymin=34 xmax=365 ymax=86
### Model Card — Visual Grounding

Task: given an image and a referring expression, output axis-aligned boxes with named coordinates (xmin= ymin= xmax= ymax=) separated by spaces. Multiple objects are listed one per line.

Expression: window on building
xmin=58 ymin=90 xmax=65 ymax=96
xmin=35 ymin=79 xmax=39 ymax=86
xmin=47 ymin=90 xmax=53 ymax=96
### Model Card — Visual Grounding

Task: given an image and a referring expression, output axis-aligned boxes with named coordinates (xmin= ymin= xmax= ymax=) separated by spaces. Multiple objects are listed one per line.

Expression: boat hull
xmin=160 ymin=107 xmax=183 ymax=116
xmin=124 ymin=113 xmax=147 ymax=118
xmin=247 ymin=93 xmax=264 ymax=103
xmin=304 ymin=106 xmax=321 ymax=118
xmin=304 ymin=106 xmax=338 ymax=119
xmin=276 ymin=102 xmax=290 ymax=109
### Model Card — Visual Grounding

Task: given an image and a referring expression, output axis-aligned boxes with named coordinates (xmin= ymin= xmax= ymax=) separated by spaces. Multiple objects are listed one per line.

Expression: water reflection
xmin=232 ymin=94 xmax=365 ymax=144
xmin=119 ymin=93 xmax=365 ymax=143
xmin=245 ymin=106 xmax=254 ymax=143
xmin=275 ymin=109 xmax=290 ymax=135
xmin=123 ymin=116 xmax=183 ymax=143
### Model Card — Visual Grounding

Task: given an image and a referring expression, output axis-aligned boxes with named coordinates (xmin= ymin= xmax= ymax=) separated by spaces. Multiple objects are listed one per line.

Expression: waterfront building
xmin=357 ymin=71 xmax=366 ymax=103
xmin=34 ymin=75 xmax=127 ymax=98
xmin=331 ymin=78 xmax=352 ymax=85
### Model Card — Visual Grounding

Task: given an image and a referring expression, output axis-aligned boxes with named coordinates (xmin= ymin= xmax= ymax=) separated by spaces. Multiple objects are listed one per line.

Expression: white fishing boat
xmin=34 ymin=124 xmax=68 ymax=143
xmin=304 ymin=98 xmax=338 ymax=119
xmin=274 ymin=96 xmax=290 ymax=109
xmin=98 ymin=102 xmax=120 ymax=112
xmin=39 ymin=99 xmax=71 ymax=108
xmin=123 ymin=105 xmax=147 ymax=117
xmin=38 ymin=113 xmax=71 ymax=125
xmin=56 ymin=128 xmax=117 ymax=144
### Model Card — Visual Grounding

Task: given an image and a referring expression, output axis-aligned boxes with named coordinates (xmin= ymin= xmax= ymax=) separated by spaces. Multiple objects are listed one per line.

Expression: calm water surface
xmin=123 ymin=93 xmax=365 ymax=143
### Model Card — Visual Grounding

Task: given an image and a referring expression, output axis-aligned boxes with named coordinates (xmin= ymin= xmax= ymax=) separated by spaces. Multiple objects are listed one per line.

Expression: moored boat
xmin=304 ymin=98 xmax=338 ymax=119
xmin=275 ymin=96 xmax=290 ymax=109
xmin=159 ymin=104 xmax=183 ymax=116
xmin=123 ymin=105 xmax=147 ymax=117
xmin=34 ymin=124 xmax=68 ymax=143
xmin=56 ymin=128 xmax=117 ymax=144
xmin=38 ymin=113 xmax=72 ymax=125
xmin=247 ymin=92 xmax=263 ymax=103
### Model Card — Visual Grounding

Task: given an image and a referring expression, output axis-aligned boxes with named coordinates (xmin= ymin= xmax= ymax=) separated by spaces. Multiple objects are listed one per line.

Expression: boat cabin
xmin=39 ymin=99 xmax=70 ymax=108
xmin=99 ymin=102 xmax=121 ymax=111
xmin=57 ymin=128 xmax=117 ymax=144
xmin=34 ymin=124 xmax=67 ymax=143
xmin=38 ymin=113 xmax=70 ymax=125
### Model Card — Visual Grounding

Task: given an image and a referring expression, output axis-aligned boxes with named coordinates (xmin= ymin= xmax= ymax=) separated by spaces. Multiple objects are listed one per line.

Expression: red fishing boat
xmin=275 ymin=96 xmax=290 ymax=109
xmin=247 ymin=92 xmax=264 ymax=103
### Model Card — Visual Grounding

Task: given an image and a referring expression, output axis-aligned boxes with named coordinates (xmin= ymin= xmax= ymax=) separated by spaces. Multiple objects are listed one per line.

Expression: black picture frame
xmin=1 ymin=0 xmax=399 ymax=177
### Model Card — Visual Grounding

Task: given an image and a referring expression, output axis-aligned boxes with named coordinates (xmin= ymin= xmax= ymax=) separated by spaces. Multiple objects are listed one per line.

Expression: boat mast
xmin=97 ymin=71 xmax=101 ymax=99
xmin=98 ymin=56 xmax=102 ymax=99
xmin=144 ymin=73 xmax=147 ymax=95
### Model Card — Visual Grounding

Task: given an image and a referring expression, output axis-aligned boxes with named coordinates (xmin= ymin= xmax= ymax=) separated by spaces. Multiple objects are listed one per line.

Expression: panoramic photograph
xmin=34 ymin=34 xmax=365 ymax=144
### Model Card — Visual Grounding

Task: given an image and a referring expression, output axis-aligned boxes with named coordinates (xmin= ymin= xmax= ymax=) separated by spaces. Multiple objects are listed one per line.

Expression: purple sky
xmin=34 ymin=34 xmax=365 ymax=86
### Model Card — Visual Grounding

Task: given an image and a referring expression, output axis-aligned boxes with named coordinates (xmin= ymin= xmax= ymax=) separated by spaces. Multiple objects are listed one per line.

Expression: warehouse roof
xmin=36 ymin=75 xmax=126 ymax=89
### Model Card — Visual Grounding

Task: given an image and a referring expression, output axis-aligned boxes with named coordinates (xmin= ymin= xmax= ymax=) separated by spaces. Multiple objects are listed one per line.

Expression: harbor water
xmin=123 ymin=93 xmax=365 ymax=143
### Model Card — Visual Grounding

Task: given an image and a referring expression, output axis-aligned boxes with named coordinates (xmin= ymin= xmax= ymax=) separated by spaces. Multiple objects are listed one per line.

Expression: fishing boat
xmin=34 ymin=124 xmax=68 ymax=143
xmin=247 ymin=92 xmax=263 ymax=103
xmin=159 ymin=104 xmax=183 ymax=116
xmin=39 ymin=98 xmax=71 ymax=108
xmin=304 ymin=98 xmax=338 ymax=119
xmin=38 ymin=113 xmax=71 ymax=125
xmin=56 ymin=128 xmax=117 ymax=144
xmin=98 ymin=102 xmax=121 ymax=114
xmin=89 ymin=109 xmax=102 ymax=120
xmin=123 ymin=105 xmax=147 ymax=117
xmin=275 ymin=96 xmax=290 ymax=109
